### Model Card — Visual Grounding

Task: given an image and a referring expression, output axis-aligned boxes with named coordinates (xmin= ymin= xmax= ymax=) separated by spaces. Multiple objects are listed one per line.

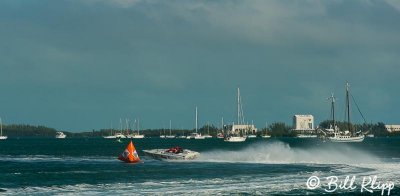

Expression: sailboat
xmin=104 ymin=120 xmax=125 ymax=139
xmin=118 ymin=140 xmax=141 ymax=163
xmin=225 ymin=88 xmax=256 ymax=142
xmin=178 ymin=129 xmax=187 ymax=138
xmin=187 ymin=107 xmax=205 ymax=139
xmin=55 ymin=132 xmax=66 ymax=139
xmin=165 ymin=120 xmax=176 ymax=138
xmin=160 ymin=128 xmax=166 ymax=138
xmin=217 ymin=117 xmax=224 ymax=138
xmin=327 ymin=83 xmax=364 ymax=142
xmin=130 ymin=119 xmax=145 ymax=138
xmin=114 ymin=118 xmax=126 ymax=139
xmin=0 ymin=117 xmax=7 ymax=140
xmin=103 ymin=122 xmax=117 ymax=139
xmin=203 ymin=122 xmax=213 ymax=138
xmin=262 ymin=122 xmax=271 ymax=138
xmin=247 ymin=120 xmax=257 ymax=138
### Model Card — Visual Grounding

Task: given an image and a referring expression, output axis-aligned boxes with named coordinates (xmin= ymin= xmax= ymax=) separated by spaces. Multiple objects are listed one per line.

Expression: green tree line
xmin=1 ymin=121 xmax=398 ymax=138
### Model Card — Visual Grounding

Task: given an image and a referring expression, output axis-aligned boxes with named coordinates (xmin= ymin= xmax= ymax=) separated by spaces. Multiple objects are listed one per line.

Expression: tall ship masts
xmin=327 ymin=82 xmax=364 ymax=142
xmin=225 ymin=87 xmax=256 ymax=142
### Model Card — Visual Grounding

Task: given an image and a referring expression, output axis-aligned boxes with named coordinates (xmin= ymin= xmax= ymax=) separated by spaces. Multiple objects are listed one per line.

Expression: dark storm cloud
xmin=0 ymin=0 xmax=399 ymax=130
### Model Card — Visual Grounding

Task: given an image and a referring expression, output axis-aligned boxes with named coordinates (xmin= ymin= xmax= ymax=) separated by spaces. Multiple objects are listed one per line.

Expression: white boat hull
xmin=247 ymin=135 xmax=257 ymax=138
xmin=104 ymin=133 xmax=126 ymax=139
xmin=55 ymin=132 xmax=66 ymax=139
xmin=114 ymin=134 xmax=126 ymax=139
xmin=130 ymin=135 xmax=145 ymax=138
xmin=329 ymin=135 xmax=364 ymax=142
xmin=262 ymin=135 xmax=271 ymax=138
xmin=143 ymin=149 xmax=200 ymax=161
xmin=297 ymin=134 xmax=317 ymax=138
xmin=224 ymin=136 xmax=246 ymax=142
xmin=103 ymin=135 xmax=117 ymax=139
xmin=165 ymin=135 xmax=176 ymax=139
xmin=187 ymin=133 xmax=204 ymax=139
xmin=0 ymin=136 xmax=7 ymax=140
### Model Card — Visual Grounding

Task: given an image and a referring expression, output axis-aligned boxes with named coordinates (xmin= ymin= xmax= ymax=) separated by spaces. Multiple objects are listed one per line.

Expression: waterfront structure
xmin=292 ymin=114 xmax=314 ymax=131
xmin=385 ymin=125 xmax=400 ymax=132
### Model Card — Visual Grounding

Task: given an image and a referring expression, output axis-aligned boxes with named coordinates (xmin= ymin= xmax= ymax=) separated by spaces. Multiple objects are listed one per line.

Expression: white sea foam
xmin=199 ymin=141 xmax=381 ymax=164
xmin=0 ymin=155 xmax=115 ymax=163
xmin=3 ymin=163 xmax=399 ymax=195
xmin=2 ymin=175 xmax=304 ymax=195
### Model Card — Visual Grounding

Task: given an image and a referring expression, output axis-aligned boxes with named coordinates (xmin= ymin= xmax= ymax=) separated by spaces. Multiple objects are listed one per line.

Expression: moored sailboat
xmin=187 ymin=107 xmax=205 ymax=139
xmin=262 ymin=122 xmax=271 ymax=138
xmin=217 ymin=117 xmax=224 ymax=138
xmin=165 ymin=120 xmax=176 ymax=138
xmin=203 ymin=122 xmax=213 ymax=138
xmin=103 ymin=122 xmax=117 ymax=139
xmin=0 ymin=117 xmax=7 ymax=140
xmin=327 ymin=83 xmax=364 ymax=143
xmin=114 ymin=118 xmax=126 ymax=139
xmin=130 ymin=119 xmax=145 ymax=139
xmin=55 ymin=131 xmax=66 ymax=139
xmin=225 ymin=88 xmax=256 ymax=142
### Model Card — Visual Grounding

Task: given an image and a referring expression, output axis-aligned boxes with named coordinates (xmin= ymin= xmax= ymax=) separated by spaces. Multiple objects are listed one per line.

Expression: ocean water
xmin=0 ymin=137 xmax=399 ymax=195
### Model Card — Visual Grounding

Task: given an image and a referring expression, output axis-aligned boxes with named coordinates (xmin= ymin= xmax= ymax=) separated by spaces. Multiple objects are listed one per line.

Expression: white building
xmin=385 ymin=125 xmax=400 ymax=132
xmin=293 ymin=115 xmax=314 ymax=130
xmin=225 ymin=124 xmax=257 ymax=135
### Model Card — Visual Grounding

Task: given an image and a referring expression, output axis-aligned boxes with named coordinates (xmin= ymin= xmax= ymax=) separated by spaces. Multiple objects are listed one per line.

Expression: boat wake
xmin=0 ymin=155 xmax=115 ymax=163
xmin=199 ymin=141 xmax=381 ymax=165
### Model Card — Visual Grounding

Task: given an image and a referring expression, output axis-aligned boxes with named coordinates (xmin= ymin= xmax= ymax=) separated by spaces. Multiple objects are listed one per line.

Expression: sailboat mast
xmin=119 ymin=118 xmax=122 ymax=134
xmin=265 ymin=121 xmax=268 ymax=134
xmin=137 ymin=119 xmax=140 ymax=134
xmin=237 ymin=87 xmax=240 ymax=125
xmin=111 ymin=122 xmax=113 ymax=135
xmin=126 ymin=118 xmax=129 ymax=135
xmin=346 ymin=82 xmax=351 ymax=132
xmin=195 ymin=107 xmax=198 ymax=133
xmin=169 ymin=120 xmax=172 ymax=136
xmin=330 ymin=93 xmax=336 ymax=129
xmin=221 ymin=117 xmax=224 ymax=133
xmin=0 ymin=117 xmax=2 ymax=136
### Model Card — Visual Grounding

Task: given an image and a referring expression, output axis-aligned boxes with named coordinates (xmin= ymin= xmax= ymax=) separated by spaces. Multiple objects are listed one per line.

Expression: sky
xmin=0 ymin=0 xmax=399 ymax=132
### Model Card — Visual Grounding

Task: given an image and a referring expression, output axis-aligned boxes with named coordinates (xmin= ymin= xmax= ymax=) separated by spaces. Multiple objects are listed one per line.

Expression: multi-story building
xmin=292 ymin=115 xmax=315 ymax=135
xmin=385 ymin=125 xmax=400 ymax=132
xmin=293 ymin=115 xmax=314 ymax=130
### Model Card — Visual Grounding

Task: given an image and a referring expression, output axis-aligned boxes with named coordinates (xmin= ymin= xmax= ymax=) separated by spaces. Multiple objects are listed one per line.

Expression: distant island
xmin=1 ymin=121 xmax=398 ymax=138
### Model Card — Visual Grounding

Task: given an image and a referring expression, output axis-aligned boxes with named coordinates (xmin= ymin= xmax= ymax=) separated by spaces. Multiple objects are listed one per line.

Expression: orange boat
xmin=118 ymin=140 xmax=141 ymax=163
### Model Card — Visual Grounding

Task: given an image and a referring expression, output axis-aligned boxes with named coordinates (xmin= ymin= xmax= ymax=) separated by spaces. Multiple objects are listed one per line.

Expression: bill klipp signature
xmin=307 ymin=175 xmax=394 ymax=195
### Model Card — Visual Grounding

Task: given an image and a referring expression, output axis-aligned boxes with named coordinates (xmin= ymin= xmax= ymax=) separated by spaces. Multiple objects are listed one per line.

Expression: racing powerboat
xmin=143 ymin=146 xmax=200 ymax=161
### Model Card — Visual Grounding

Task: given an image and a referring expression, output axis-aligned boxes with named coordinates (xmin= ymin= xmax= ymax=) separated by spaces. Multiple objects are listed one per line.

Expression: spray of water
xmin=199 ymin=141 xmax=381 ymax=164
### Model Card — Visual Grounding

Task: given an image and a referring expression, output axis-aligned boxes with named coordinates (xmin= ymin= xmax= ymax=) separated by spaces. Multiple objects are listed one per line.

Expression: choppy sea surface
xmin=0 ymin=137 xmax=399 ymax=195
